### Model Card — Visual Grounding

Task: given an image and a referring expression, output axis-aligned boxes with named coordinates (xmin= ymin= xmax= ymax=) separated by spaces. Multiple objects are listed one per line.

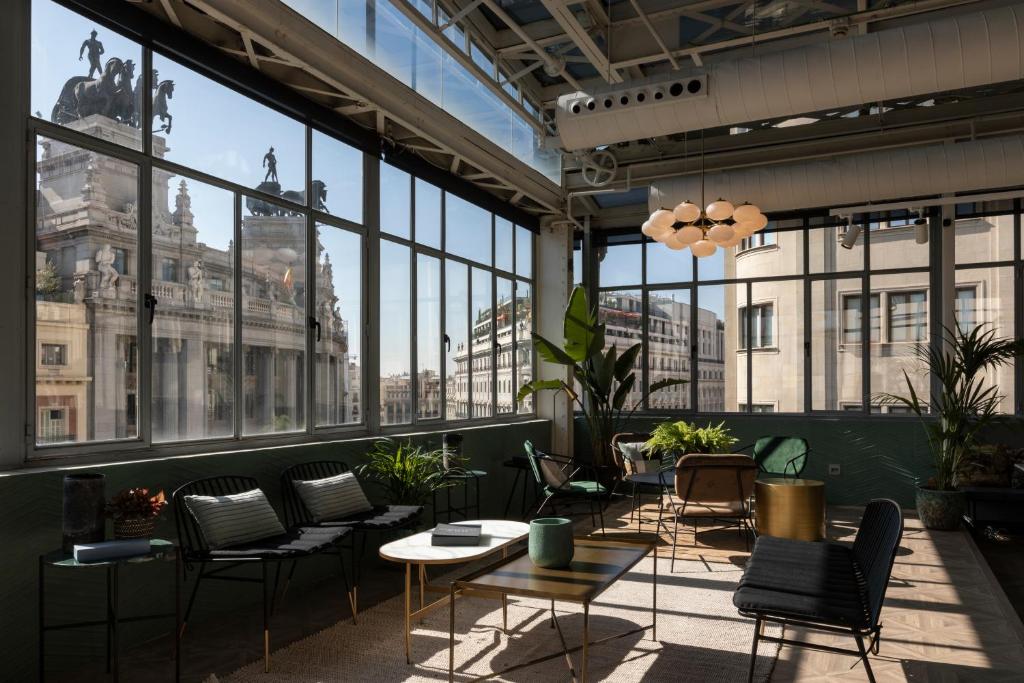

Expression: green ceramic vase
xmin=528 ymin=517 xmax=574 ymax=568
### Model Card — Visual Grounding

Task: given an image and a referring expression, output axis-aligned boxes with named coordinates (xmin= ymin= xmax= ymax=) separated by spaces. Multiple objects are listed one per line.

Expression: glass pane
xmin=315 ymin=224 xmax=362 ymax=426
xmin=812 ymin=279 xmax=863 ymax=411
xmin=810 ymin=222 xmax=862 ymax=273
xmin=446 ymin=194 xmax=491 ymax=265
xmin=312 ymin=130 xmax=363 ymax=224
xmin=379 ymin=240 xmax=411 ymax=424
xmin=700 ymin=284 xmax=742 ymax=411
xmin=955 ymin=212 xmax=1014 ymax=264
xmin=496 ymin=278 xmax=514 ymax=414
xmin=736 ymin=223 xmax=803 ymax=278
xmin=598 ymin=290 xmax=643 ymax=410
xmin=515 ymin=225 xmax=532 ymax=278
xmin=240 ymin=197 xmax=306 ymax=434
xmin=445 ymin=260 xmax=469 ymax=420
xmin=153 ymin=54 xmax=306 ymax=190
xmin=870 ymin=216 xmax=929 ymax=269
xmin=648 ymin=290 xmax=692 ymax=410
xmin=415 ymin=179 xmax=441 ymax=249
xmin=471 ymin=268 xmax=493 ymax=418
xmin=33 ymin=0 xmax=143 ymax=150
xmin=572 ymin=240 xmax=583 ymax=287
xmin=380 ymin=163 xmax=411 ymax=239
xmin=956 ymin=267 xmax=1015 ymax=413
xmin=35 ymin=137 xmax=139 ymax=444
xmin=152 ymin=172 xmax=234 ymax=442
xmin=599 ymin=242 xmax=641 ymax=288
xmin=749 ymin=281 xmax=803 ymax=413
xmin=516 ymin=280 xmax=533 ymax=413
xmin=646 ymin=239 xmax=693 ymax=284
xmin=417 ymin=254 xmax=441 ymax=419
xmin=870 ymin=272 xmax=930 ymax=414
xmin=495 ymin=217 xmax=513 ymax=273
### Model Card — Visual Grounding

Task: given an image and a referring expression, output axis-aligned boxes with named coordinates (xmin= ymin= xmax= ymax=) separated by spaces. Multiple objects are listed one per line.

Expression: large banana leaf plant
xmin=876 ymin=323 xmax=1024 ymax=491
xmin=517 ymin=286 xmax=687 ymax=470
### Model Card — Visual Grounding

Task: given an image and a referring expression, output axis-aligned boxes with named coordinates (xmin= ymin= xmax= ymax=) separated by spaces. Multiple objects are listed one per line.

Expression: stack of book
xmin=431 ymin=523 xmax=482 ymax=546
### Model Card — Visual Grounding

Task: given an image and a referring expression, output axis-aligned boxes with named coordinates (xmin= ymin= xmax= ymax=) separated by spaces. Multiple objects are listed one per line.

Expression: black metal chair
xmin=733 ymin=499 xmax=904 ymax=683
xmin=279 ymin=460 xmax=423 ymax=623
xmin=524 ymin=440 xmax=606 ymax=533
xmin=172 ymin=475 xmax=352 ymax=673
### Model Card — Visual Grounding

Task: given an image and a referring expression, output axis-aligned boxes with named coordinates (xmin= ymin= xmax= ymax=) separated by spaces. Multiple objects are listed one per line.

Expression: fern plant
xmin=646 ymin=420 xmax=737 ymax=456
xmin=356 ymin=439 xmax=457 ymax=505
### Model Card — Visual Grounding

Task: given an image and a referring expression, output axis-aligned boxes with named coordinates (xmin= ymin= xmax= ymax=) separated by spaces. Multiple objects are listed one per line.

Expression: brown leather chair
xmin=667 ymin=454 xmax=758 ymax=570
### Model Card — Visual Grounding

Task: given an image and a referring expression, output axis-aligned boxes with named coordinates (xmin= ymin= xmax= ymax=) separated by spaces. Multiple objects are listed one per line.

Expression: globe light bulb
xmin=691 ymin=239 xmax=718 ymax=258
xmin=732 ymin=221 xmax=756 ymax=238
xmin=652 ymin=224 xmax=675 ymax=242
xmin=732 ymin=203 xmax=761 ymax=223
xmin=706 ymin=199 xmax=735 ymax=222
xmin=720 ymin=232 xmax=743 ymax=248
xmin=707 ymin=222 xmax=735 ymax=243
xmin=641 ymin=220 xmax=658 ymax=237
xmin=650 ymin=209 xmax=676 ymax=230
xmin=750 ymin=213 xmax=769 ymax=231
xmin=664 ymin=230 xmax=688 ymax=250
xmin=673 ymin=201 xmax=701 ymax=224
xmin=676 ymin=224 xmax=703 ymax=245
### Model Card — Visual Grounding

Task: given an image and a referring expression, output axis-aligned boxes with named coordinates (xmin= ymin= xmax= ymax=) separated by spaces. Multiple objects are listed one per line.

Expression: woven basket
xmin=113 ymin=517 xmax=156 ymax=539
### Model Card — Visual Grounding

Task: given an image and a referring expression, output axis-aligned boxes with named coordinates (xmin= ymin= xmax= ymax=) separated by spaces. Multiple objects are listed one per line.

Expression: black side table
xmin=38 ymin=538 xmax=178 ymax=682
xmin=432 ymin=469 xmax=486 ymax=524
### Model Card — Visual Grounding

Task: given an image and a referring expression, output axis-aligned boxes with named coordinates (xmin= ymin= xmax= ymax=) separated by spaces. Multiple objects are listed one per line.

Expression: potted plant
xmin=646 ymin=420 xmax=738 ymax=459
xmin=356 ymin=438 xmax=459 ymax=506
xmin=517 ymin=286 xmax=687 ymax=477
xmin=877 ymin=324 xmax=1024 ymax=530
xmin=106 ymin=487 xmax=167 ymax=539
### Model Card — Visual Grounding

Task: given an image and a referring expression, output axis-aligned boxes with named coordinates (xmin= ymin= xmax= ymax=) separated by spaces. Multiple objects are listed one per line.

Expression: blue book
xmin=73 ymin=539 xmax=151 ymax=563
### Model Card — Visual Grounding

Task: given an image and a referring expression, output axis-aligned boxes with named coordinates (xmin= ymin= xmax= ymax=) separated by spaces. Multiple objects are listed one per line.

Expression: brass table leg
xmin=652 ymin=540 xmax=658 ymax=641
xmin=581 ymin=602 xmax=589 ymax=683
xmin=501 ymin=548 xmax=508 ymax=633
xmin=448 ymin=582 xmax=456 ymax=683
xmin=418 ymin=563 xmax=425 ymax=622
xmin=404 ymin=562 xmax=412 ymax=664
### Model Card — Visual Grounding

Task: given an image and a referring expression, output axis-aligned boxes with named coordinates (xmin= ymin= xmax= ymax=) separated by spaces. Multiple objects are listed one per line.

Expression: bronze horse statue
xmin=246 ymin=180 xmax=327 ymax=216
xmin=51 ymin=57 xmax=135 ymax=125
xmin=153 ymin=80 xmax=174 ymax=133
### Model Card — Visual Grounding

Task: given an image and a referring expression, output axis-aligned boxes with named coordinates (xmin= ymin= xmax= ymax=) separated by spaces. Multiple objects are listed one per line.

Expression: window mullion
xmin=232 ymin=193 xmax=243 ymax=438
xmin=137 ymin=156 xmax=153 ymax=447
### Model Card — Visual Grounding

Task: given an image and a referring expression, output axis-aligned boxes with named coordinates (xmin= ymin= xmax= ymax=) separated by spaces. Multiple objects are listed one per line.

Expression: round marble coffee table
xmin=379 ymin=519 xmax=529 ymax=663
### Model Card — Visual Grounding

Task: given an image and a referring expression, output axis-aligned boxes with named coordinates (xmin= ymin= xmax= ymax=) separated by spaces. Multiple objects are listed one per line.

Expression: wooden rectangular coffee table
xmin=448 ymin=536 xmax=657 ymax=682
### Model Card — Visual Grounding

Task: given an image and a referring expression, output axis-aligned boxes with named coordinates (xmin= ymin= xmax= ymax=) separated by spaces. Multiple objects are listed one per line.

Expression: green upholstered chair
xmin=524 ymin=440 xmax=606 ymax=533
xmin=740 ymin=436 xmax=809 ymax=478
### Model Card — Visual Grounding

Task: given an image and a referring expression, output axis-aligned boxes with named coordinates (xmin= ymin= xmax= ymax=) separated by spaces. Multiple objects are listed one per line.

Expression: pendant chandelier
xmin=642 ymin=132 xmax=767 ymax=257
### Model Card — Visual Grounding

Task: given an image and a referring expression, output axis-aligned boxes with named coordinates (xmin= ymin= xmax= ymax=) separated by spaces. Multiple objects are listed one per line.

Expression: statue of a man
xmin=263 ymin=147 xmax=278 ymax=183
xmin=96 ymin=244 xmax=119 ymax=290
xmin=80 ymin=30 xmax=105 ymax=79
xmin=188 ymin=260 xmax=205 ymax=304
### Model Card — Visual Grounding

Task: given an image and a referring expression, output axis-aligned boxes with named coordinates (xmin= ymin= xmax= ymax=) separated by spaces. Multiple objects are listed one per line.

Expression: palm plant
xmin=517 ymin=286 xmax=687 ymax=470
xmin=876 ymin=323 xmax=1024 ymax=491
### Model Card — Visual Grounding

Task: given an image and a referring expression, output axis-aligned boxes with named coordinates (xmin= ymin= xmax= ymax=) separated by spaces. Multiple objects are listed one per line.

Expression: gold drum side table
xmin=754 ymin=478 xmax=826 ymax=541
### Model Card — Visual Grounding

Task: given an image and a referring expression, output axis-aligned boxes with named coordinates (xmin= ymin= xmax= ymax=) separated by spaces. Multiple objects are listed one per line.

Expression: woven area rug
xmin=214 ymin=551 xmax=781 ymax=682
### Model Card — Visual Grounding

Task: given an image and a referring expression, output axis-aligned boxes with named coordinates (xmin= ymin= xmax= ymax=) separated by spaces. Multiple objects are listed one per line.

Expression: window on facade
xmin=841 ymin=294 xmax=881 ymax=343
xmin=35 ymin=137 xmax=139 ymax=445
xmin=599 ymin=290 xmax=644 ymax=410
xmin=750 ymin=282 xmax=802 ymax=412
xmin=516 ymin=280 xmax=533 ymax=413
xmin=739 ymin=231 xmax=776 ymax=252
xmin=241 ymin=197 xmax=306 ymax=435
xmin=496 ymin=278 xmax=514 ymax=414
xmin=41 ymin=344 xmax=67 ymax=366
xmin=312 ymin=130 xmax=363 ymax=224
xmin=380 ymin=240 xmax=411 ymax=425
xmin=315 ymin=223 xmax=362 ymax=427
xmin=888 ymin=291 xmax=928 ymax=342
xmin=471 ymin=268 xmax=493 ymax=418
xmin=153 ymin=174 xmax=235 ymax=443
xmin=739 ymin=304 xmax=774 ymax=349
xmin=648 ymin=290 xmax=692 ymax=410
xmin=812 ymin=279 xmax=863 ymax=411
xmin=955 ymin=286 xmax=977 ymax=333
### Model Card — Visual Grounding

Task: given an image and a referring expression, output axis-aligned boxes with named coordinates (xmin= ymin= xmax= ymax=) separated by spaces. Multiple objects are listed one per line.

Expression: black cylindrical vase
xmin=442 ymin=432 xmax=464 ymax=470
xmin=62 ymin=473 xmax=106 ymax=552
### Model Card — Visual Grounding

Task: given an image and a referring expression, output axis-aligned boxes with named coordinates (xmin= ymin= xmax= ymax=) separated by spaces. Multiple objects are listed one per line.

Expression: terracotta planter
xmin=915 ymin=487 xmax=966 ymax=530
xmin=113 ymin=517 xmax=156 ymax=539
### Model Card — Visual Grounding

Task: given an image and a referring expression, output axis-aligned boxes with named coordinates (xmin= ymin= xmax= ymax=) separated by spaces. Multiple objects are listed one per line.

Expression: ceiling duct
xmin=557 ymin=3 xmax=1024 ymax=151
xmin=649 ymin=134 xmax=1024 ymax=214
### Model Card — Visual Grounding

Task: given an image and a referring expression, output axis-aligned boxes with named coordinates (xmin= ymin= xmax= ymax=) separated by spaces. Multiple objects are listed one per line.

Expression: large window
xmin=28 ymin=0 xmax=534 ymax=456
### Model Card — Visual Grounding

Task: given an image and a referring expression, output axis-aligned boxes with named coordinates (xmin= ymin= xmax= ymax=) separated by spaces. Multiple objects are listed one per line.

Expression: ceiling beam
xmin=539 ymin=0 xmax=623 ymax=84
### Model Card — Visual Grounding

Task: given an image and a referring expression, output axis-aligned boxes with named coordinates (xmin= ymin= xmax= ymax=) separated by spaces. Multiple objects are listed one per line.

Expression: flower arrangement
xmin=106 ymin=487 xmax=167 ymax=539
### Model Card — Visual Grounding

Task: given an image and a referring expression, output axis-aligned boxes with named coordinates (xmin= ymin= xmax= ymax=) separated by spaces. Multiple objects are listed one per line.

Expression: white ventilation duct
xmin=649 ymin=134 xmax=1024 ymax=213
xmin=557 ymin=3 xmax=1024 ymax=151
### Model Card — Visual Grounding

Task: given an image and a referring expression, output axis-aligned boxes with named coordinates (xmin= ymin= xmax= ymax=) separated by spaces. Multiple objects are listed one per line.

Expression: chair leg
xmin=336 ymin=550 xmax=356 ymax=625
xmin=597 ymin=497 xmax=605 ymax=535
xmin=269 ymin=562 xmax=283 ymax=617
xmin=179 ymin=564 xmax=205 ymax=636
xmin=262 ymin=562 xmax=271 ymax=673
xmin=589 ymin=497 xmax=597 ymax=529
xmin=671 ymin=511 xmax=680 ymax=574
xmin=280 ymin=559 xmax=298 ymax=602
xmin=628 ymin=482 xmax=637 ymax=526
xmin=854 ymin=632 xmax=876 ymax=683
xmin=746 ymin=616 xmax=762 ymax=683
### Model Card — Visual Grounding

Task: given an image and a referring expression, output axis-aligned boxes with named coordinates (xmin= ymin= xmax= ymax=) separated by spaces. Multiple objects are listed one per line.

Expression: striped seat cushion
xmin=293 ymin=472 xmax=373 ymax=523
xmin=184 ymin=489 xmax=286 ymax=550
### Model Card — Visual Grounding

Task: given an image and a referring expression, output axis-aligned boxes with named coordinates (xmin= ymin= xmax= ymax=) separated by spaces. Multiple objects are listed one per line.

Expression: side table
xmin=755 ymin=478 xmax=827 ymax=541
xmin=432 ymin=469 xmax=487 ymax=525
xmin=38 ymin=538 xmax=178 ymax=682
